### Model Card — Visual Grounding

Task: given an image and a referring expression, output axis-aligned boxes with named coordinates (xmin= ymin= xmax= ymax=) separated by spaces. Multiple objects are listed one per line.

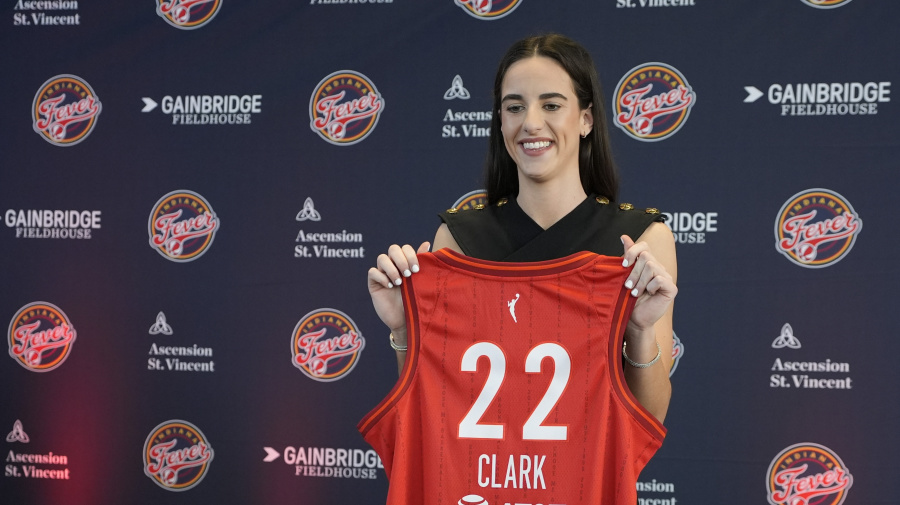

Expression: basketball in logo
xmin=8 ymin=302 xmax=76 ymax=372
xmin=452 ymin=189 xmax=487 ymax=211
xmin=613 ymin=63 xmax=695 ymax=142
xmin=148 ymin=190 xmax=220 ymax=263
xmin=766 ymin=443 xmax=852 ymax=505
xmin=32 ymin=74 xmax=101 ymax=147
xmin=801 ymin=0 xmax=852 ymax=9
xmin=143 ymin=420 xmax=214 ymax=491
xmin=157 ymin=0 xmax=222 ymax=29
xmin=291 ymin=309 xmax=365 ymax=382
xmin=453 ymin=0 xmax=523 ymax=20
xmin=774 ymin=188 xmax=861 ymax=268
xmin=309 ymin=71 xmax=384 ymax=146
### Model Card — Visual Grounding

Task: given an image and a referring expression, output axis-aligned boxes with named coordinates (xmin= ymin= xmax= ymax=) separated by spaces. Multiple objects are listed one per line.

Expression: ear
xmin=582 ymin=103 xmax=594 ymax=132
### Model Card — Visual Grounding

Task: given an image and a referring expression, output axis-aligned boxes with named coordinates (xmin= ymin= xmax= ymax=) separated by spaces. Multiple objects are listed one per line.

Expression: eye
xmin=543 ymin=103 xmax=562 ymax=111
xmin=505 ymin=104 xmax=525 ymax=114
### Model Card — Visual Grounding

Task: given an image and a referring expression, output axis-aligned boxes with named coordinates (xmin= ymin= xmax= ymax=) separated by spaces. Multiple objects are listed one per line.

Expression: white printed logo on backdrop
xmin=744 ymin=81 xmax=889 ymax=116
xmin=294 ymin=198 xmax=365 ymax=259
xmin=769 ymin=323 xmax=852 ymax=390
xmin=442 ymin=76 xmax=491 ymax=139
xmin=4 ymin=420 xmax=72 ymax=480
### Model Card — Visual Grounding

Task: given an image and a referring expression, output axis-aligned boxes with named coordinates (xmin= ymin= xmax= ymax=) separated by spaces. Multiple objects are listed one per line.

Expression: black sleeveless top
xmin=439 ymin=195 xmax=664 ymax=262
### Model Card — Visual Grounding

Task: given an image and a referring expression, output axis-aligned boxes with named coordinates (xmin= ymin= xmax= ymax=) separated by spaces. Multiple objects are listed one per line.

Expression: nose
xmin=522 ymin=106 xmax=543 ymax=134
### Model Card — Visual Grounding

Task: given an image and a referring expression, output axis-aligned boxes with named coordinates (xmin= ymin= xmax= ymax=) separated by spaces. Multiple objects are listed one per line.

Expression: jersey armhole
xmin=607 ymin=288 xmax=667 ymax=443
xmin=357 ymin=279 xmax=421 ymax=437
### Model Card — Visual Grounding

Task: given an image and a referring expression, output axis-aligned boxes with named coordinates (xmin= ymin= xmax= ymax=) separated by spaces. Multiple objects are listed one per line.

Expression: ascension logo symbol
xmin=613 ymin=63 xmax=696 ymax=142
xmin=143 ymin=420 xmax=214 ymax=491
xmin=8 ymin=302 xmax=77 ymax=372
xmin=296 ymin=197 xmax=322 ymax=222
xmin=775 ymin=188 xmax=861 ymax=268
xmin=148 ymin=190 xmax=220 ymax=262
xmin=801 ymin=0 xmax=852 ymax=9
xmin=157 ymin=0 xmax=222 ymax=29
xmin=309 ymin=70 xmax=384 ymax=146
xmin=7 ymin=420 xmax=30 ymax=443
xmin=149 ymin=312 xmax=173 ymax=335
xmin=766 ymin=443 xmax=852 ymax=505
xmin=291 ymin=309 xmax=365 ymax=382
xmin=772 ymin=323 xmax=801 ymax=349
xmin=33 ymin=74 xmax=101 ymax=147
xmin=444 ymin=75 xmax=471 ymax=100
xmin=454 ymin=0 xmax=522 ymax=20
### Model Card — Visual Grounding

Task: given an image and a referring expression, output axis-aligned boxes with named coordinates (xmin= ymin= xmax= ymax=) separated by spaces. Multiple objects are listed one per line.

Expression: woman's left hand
xmin=621 ymin=234 xmax=678 ymax=332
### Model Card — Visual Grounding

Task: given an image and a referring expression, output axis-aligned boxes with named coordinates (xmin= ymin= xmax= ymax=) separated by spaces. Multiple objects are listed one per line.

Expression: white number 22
xmin=458 ymin=342 xmax=570 ymax=441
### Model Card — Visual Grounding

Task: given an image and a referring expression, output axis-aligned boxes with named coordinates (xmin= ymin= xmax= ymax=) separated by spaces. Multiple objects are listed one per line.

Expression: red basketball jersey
xmin=359 ymin=249 xmax=666 ymax=505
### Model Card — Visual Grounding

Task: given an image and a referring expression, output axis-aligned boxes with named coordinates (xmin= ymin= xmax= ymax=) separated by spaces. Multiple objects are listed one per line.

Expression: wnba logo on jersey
xmin=291 ymin=309 xmax=365 ymax=382
xmin=801 ymin=0 xmax=852 ymax=9
xmin=310 ymin=71 xmax=384 ymax=146
xmin=33 ymin=74 xmax=101 ymax=146
xmin=156 ymin=0 xmax=221 ymax=29
xmin=454 ymin=0 xmax=522 ymax=20
xmin=452 ymin=190 xmax=487 ymax=211
xmin=766 ymin=443 xmax=852 ymax=505
xmin=8 ymin=302 xmax=76 ymax=372
xmin=613 ymin=63 xmax=695 ymax=142
xmin=143 ymin=420 xmax=214 ymax=491
xmin=148 ymin=190 xmax=220 ymax=262
xmin=774 ymin=189 xmax=861 ymax=268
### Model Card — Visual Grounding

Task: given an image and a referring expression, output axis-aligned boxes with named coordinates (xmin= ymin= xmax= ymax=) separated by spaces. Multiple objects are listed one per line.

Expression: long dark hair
xmin=484 ymin=34 xmax=619 ymax=204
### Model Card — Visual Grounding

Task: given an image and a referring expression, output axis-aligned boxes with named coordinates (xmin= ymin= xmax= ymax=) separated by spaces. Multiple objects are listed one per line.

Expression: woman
xmin=368 ymin=33 xmax=676 ymax=424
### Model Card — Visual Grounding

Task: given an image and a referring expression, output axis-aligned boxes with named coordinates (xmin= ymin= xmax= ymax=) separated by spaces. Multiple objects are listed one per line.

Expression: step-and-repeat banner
xmin=2 ymin=1 xmax=898 ymax=504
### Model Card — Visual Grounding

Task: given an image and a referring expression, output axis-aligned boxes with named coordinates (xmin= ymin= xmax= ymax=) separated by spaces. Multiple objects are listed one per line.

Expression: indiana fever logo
xmin=291 ymin=309 xmax=365 ymax=382
xmin=8 ymin=302 xmax=76 ymax=372
xmin=143 ymin=420 xmax=214 ymax=491
xmin=454 ymin=0 xmax=522 ymax=19
xmin=801 ymin=0 xmax=852 ymax=9
xmin=32 ymin=75 xmax=101 ymax=147
xmin=766 ymin=443 xmax=852 ymax=505
xmin=309 ymin=71 xmax=384 ymax=146
xmin=775 ymin=189 xmax=861 ymax=268
xmin=613 ymin=63 xmax=695 ymax=142
xmin=148 ymin=190 xmax=219 ymax=262
xmin=452 ymin=189 xmax=487 ymax=211
xmin=157 ymin=0 xmax=221 ymax=30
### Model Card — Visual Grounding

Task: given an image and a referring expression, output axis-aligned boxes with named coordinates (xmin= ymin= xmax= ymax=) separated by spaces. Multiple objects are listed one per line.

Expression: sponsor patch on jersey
xmin=291 ymin=309 xmax=365 ymax=382
xmin=766 ymin=443 xmax=852 ymax=505
xmin=800 ymin=0 xmax=852 ymax=9
xmin=8 ymin=302 xmax=76 ymax=372
xmin=613 ymin=63 xmax=695 ymax=142
xmin=309 ymin=71 xmax=384 ymax=145
xmin=32 ymin=74 xmax=101 ymax=146
xmin=148 ymin=190 xmax=219 ymax=262
xmin=774 ymin=189 xmax=861 ymax=268
xmin=143 ymin=420 xmax=214 ymax=491
xmin=454 ymin=0 xmax=522 ymax=20
xmin=156 ymin=0 xmax=221 ymax=29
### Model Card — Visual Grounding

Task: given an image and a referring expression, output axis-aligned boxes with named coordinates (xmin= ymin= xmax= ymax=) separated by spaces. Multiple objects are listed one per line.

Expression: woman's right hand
xmin=367 ymin=242 xmax=431 ymax=334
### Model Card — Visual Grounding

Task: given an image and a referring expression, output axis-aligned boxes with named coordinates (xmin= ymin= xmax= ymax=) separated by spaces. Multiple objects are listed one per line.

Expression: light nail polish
xmin=631 ymin=288 xmax=639 ymax=297
xmin=403 ymin=269 xmax=411 ymax=277
xmin=411 ymin=264 xmax=419 ymax=273
xmin=625 ymin=280 xmax=634 ymax=289
xmin=622 ymin=259 xmax=629 ymax=267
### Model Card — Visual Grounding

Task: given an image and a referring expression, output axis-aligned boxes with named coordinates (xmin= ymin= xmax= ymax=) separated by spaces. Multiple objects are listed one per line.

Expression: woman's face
xmin=499 ymin=56 xmax=593 ymax=186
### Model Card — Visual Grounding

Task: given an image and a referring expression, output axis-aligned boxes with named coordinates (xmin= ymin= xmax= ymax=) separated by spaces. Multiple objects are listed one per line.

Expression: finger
xmin=387 ymin=244 xmax=412 ymax=284
xmin=368 ymin=266 xmax=394 ymax=290
xmin=621 ymin=236 xmax=647 ymax=268
xmin=623 ymin=245 xmax=651 ymax=291
xmin=400 ymin=244 xmax=418 ymax=276
xmin=378 ymin=251 xmax=404 ymax=287
xmin=631 ymin=259 xmax=660 ymax=297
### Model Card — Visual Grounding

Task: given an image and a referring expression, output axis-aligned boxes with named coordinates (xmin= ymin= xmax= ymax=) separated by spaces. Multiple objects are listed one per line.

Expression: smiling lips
xmin=521 ymin=139 xmax=552 ymax=154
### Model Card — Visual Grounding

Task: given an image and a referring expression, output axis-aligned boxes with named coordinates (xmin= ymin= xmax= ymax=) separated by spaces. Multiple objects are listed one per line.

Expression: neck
xmin=515 ymin=178 xmax=587 ymax=230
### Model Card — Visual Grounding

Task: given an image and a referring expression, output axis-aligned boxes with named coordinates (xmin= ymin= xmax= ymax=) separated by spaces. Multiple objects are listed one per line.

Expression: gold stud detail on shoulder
xmin=497 ymin=198 xmax=508 ymax=207
xmin=596 ymin=196 xmax=610 ymax=205
xmin=619 ymin=203 xmax=634 ymax=211
xmin=446 ymin=207 xmax=458 ymax=214
xmin=474 ymin=204 xmax=485 ymax=210
xmin=645 ymin=208 xmax=660 ymax=214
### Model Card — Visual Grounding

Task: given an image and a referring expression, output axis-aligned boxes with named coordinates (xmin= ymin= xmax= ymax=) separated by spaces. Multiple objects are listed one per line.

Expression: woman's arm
xmin=620 ymin=222 xmax=678 ymax=424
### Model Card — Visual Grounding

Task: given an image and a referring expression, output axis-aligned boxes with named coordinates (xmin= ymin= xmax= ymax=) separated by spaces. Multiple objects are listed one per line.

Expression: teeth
xmin=523 ymin=141 xmax=550 ymax=149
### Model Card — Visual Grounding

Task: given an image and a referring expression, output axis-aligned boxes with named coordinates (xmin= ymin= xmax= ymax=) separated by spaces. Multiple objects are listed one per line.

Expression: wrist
xmin=623 ymin=325 xmax=658 ymax=362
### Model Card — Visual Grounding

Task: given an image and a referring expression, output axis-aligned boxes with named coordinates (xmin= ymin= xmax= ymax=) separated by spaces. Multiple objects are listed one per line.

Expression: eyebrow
xmin=501 ymin=92 xmax=569 ymax=102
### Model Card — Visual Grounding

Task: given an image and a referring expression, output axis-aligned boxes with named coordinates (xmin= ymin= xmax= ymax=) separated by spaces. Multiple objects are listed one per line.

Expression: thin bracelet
xmin=389 ymin=332 xmax=408 ymax=352
xmin=622 ymin=341 xmax=661 ymax=368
